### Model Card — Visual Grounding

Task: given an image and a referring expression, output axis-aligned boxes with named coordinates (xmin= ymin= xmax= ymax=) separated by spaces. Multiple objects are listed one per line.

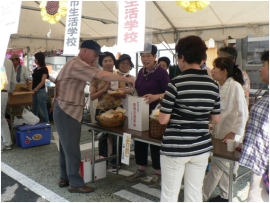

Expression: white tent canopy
xmin=8 ymin=1 xmax=269 ymax=53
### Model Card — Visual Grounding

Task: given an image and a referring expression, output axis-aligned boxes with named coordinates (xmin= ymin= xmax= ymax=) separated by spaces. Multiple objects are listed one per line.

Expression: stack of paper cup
xmin=227 ymin=139 xmax=236 ymax=152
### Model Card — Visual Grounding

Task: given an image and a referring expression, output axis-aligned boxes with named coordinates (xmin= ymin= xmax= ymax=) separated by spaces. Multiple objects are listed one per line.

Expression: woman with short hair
xmin=90 ymin=51 xmax=126 ymax=170
xmin=159 ymin=35 xmax=221 ymax=202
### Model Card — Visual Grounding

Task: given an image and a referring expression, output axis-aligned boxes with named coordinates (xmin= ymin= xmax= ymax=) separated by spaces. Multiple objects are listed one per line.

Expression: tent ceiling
xmin=9 ymin=1 xmax=269 ymax=53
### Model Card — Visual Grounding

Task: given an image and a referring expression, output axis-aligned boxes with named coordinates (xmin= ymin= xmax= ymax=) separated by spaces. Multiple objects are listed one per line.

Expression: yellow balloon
xmin=58 ymin=8 xmax=67 ymax=17
xmin=196 ymin=1 xmax=210 ymax=10
xmin=54 ymin=14 xmax=61 ymax=22
xmin=39 ymin=1 xmax=47 ymax=8
xmin=176 ymin=1 xmax=190 ymax=8
xmin=42 ymin=15 xmax=50 ymax=22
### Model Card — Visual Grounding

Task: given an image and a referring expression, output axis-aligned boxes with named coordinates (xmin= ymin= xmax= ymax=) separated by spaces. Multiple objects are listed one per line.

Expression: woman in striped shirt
xmin=159 ymin=35 xmax=220 ymax=202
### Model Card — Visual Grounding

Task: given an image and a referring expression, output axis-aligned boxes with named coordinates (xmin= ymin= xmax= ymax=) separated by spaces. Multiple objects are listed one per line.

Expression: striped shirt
xmin=239 ymin=92 xmax=269 ymax=175
xmin=160 ymin=69 xmax=220 ymax=157
xmin=54 ymin=56 xmax=100 ymax=122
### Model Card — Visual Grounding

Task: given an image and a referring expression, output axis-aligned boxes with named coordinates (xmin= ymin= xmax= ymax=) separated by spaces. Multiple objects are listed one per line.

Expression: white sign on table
xmin=121 ymin=133 xmax=132 ymax=165
xmin=117 ymin=0 xmax=146 ymax=52
xmin=63 ymin=0 xmax=82 ymax=56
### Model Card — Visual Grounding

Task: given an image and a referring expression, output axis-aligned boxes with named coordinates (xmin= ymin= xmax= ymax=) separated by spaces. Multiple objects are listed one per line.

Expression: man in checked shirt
xmin=53 ymin=40 xmax=134 ymax=193
xmin=239 ymin=50 xmax=269 ymax=202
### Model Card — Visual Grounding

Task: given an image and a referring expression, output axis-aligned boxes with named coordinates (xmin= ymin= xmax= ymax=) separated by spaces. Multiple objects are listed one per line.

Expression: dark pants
xmin=134 ymin=140 xmax=161 ymax=170
xmin=53 ymin=101 xmax=85 ymax=187
xmin=95 ymin=108 xmax=123 ymax=165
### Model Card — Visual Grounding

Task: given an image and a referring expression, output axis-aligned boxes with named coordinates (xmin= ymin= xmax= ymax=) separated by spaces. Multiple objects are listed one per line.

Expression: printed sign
xmin=117 ymin=0 xmax=145 ymax=52
xmin=63 ymin=0 xmax=82 ymax=56
xmin=121 ymin=133 xmax=132 ymax=165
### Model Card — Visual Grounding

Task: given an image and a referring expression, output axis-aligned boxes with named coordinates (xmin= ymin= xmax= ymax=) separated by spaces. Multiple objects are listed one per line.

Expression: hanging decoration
xmin=40 ymin=1 xmax=67 ymax=24
xmin=176 ymin=1 xmax=210 ymax=12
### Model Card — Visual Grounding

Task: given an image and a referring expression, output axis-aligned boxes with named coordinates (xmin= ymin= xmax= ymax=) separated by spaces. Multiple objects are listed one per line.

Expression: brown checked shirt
xmin=54 ymin=56 xmax=100 ymax=122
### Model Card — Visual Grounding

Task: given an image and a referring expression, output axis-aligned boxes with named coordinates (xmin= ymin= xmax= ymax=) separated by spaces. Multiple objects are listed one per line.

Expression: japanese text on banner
xmin=117 ymin=0 xmax=145 ymax=52
xmin=63 ymin=0 xmax=82 ymax=56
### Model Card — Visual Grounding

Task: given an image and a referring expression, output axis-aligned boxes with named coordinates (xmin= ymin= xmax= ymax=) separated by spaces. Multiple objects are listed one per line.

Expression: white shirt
xmin=16 ymin=65 xmax=30 ymax=84
xmin=3 ymin=58 xmax=17 ymax=92
xmin=212 ymin=78 xmax=249 ymax=142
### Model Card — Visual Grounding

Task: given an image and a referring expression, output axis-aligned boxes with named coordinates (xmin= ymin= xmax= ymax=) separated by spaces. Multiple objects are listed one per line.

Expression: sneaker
xmin=209 ymin=195 xmax=228 ymax=202
xmin=148 ymin=174 xmax=161 ymax=188
xmin=4 ymin=146 xmax=11 ymax=150
xmin=126 ymin=170 xmax=147 ymax=181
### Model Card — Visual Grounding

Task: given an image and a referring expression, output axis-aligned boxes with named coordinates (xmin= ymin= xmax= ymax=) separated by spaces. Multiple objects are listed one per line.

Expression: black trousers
xmin=134 ymin=140 xmax=161 ymax=170
xmin=95 ymin=108 xmax=123 ymax=165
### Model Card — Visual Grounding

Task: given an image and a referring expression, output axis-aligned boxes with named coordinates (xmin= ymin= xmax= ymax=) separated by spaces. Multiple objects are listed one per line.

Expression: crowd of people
xmin=1 ymin=37 xmax=268 ymax=202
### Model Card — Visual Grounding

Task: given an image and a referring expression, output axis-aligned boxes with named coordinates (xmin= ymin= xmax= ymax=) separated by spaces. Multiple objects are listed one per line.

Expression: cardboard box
xmin=8 ymin=84 xmax=34 ymax=105
xmin=15 ymin=123 xmax=51 ymax=149
xmin=80 ymin=156 xmax=106 ymax=183
xmin=128 ymin=96 xmax=149 ymax=131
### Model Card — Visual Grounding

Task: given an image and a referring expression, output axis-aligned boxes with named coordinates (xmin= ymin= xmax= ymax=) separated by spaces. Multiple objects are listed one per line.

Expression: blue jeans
xmin=32 ymin=88 xmax=49 ymax=123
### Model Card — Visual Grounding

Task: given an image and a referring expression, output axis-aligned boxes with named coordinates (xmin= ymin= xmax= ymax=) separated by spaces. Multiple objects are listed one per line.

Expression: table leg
xmin=91 ymin=129 xmax=95 ymax=183
xmin=116 ymin=135 xmax=119 ymax=175
xmin=228 ymin=162 xmax=234 ymax=202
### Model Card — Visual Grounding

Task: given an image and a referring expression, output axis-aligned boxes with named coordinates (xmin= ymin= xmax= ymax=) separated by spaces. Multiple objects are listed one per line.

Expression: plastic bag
xmin=13 ymin=116 xmax=27 ymax=126
xmin=1 ymin=66 xmax=8 ymax=90
xmin=150 ymin=103 xmax=162 ymax=120
xmin=22 ymin=108 xmax=40 ymax=125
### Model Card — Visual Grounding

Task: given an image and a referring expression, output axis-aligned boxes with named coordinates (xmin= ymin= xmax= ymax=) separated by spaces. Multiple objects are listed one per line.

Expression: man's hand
xmin=126 ymin=77 xmax=135 ymax=87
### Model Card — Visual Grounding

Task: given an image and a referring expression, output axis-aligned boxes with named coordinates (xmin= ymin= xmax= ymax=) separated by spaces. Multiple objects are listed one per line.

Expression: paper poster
xmin=121 ymin=133 xmax=132 ymax=165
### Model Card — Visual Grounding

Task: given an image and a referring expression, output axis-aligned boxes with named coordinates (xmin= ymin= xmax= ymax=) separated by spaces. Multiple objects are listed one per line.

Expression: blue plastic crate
xmin=16 ymin=123 xmax=51 ymax=149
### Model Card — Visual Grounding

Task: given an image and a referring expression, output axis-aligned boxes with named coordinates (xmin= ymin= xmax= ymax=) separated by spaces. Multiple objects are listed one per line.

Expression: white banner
xmin=121 ymin=133 xmax=132 ymax=165
xmin=117 ymin=0 xmax=145 ymax=52
xmin=0 ymin=1 xmax=21 ymax=34
xmin=63 ymin=0 xmax=82 ymax=56
xmin=0 ymin=1 xmax=21 ymax=66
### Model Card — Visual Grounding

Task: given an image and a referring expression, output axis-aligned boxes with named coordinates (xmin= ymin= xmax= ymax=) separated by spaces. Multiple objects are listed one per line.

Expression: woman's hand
xmin=222 ymin=132 xmax=236 ymax=143
xmin=235 ymin=145 xmax=242 ymax=152
xmin=102 ymin=82 xmax=111 ymax=93
xmin=142 ymin=94 xmax=159 ymax=104
xmin=110 ymin=88 xmax=126 ymax=99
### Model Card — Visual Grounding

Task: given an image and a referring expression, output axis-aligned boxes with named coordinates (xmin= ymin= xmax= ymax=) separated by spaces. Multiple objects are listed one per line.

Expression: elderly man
xmin=1 ymin=58 xmax=17 ymax=152
xmin=9 ymin=54 xmax=30 ymax=88
xmin=53 ymin=40 xmax=134 ymax=193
